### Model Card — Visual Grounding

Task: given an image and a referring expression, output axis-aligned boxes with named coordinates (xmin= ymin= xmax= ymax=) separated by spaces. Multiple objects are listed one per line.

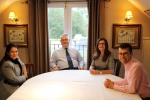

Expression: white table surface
xmin=7 ymin=70 xmax=142 ymax=100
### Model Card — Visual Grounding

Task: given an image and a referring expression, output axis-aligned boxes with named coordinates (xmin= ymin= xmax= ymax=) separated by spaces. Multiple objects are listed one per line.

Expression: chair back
xmin=114 ymin=59 xmax=121 ymax=76
xmin=25 ymin=63 xmax=33 ymax=79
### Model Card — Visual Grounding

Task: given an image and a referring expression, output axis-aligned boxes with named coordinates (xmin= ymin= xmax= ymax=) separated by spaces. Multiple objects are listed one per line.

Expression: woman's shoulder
xmin=108 ymin=53 xmax=114 ymax=58
xmin=2 ymin=60 xmax=14 ymax=67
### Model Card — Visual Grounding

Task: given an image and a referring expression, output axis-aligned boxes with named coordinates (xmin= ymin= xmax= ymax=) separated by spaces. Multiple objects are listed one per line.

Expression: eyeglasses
xmin=119 ymin=52 xmax=130 ymax=56
xmin=61 ymin=39 xmax=68 ymax=42
xmin=99 ymin=43 xmax=105 ymax=45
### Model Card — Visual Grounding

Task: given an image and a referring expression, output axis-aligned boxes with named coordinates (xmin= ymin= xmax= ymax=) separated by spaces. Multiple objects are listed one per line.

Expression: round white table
xmin=7 ymin=70 xmax=141 ymax=100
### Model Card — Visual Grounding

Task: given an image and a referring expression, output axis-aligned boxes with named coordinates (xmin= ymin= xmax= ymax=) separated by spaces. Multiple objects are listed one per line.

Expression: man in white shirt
xmin=50 ymin=33 xmax=85 ymax=71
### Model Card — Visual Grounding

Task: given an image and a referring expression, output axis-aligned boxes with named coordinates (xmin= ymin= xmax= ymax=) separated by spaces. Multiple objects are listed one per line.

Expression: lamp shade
xmin=9 ymin=12 xmax=15 ymax=19
xmin=125 ymin=11 xmax=133 ymax=18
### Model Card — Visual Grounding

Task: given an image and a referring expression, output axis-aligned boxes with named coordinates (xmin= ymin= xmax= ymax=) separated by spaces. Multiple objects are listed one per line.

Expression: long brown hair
xmin=92 ymin=38 xmax=111 ymax=62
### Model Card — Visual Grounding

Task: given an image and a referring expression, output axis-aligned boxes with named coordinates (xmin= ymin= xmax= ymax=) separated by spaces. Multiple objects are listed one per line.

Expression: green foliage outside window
xmin=48 ymin=8 xmax=88 ymax=39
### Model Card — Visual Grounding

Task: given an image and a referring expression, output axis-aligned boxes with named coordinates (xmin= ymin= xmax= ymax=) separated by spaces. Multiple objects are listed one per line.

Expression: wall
xmin=0 ymin=0 xmax=150 ymax=78
xmin=104 ymin=0 xmax=150 ymax=77
xmin=0 ymin=1 xmax=29 ymax=63
xmin=142 ymin=37 xmax=150 ymax=80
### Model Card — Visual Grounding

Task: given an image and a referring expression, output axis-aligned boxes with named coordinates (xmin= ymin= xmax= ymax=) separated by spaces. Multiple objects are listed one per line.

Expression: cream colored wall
xmin=0 ymin=0 xmax=150 ymax=77
xmin=104 ymin=0 xmax=150 ymax=77
xmin=0 ymin=1 xmax=29 ymax=63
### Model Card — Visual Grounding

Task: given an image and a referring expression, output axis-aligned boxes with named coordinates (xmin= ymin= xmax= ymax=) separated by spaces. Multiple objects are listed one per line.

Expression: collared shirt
xmin=50 ymin=47 xmax=85 ymax=70
xmin=113 ymin=57 xmax=150 ymax=98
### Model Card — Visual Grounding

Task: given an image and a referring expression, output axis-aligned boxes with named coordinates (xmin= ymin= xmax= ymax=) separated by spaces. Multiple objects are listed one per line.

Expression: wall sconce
xmin=124 ymin=11 xmax=133 ymax=22
xmin=8 ymin=12 xmax=19 ymax=23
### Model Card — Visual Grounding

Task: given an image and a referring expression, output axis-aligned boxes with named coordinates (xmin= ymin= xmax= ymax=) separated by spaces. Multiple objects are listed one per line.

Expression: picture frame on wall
xmin=4 ymin=24 xmax=28 ymax=47
xmin=112 ymin=24 xmax=141 ymax=49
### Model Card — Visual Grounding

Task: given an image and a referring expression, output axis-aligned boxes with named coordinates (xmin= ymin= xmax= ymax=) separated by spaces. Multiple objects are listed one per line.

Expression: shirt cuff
xmin=79 ymin=64 xmax=84 ymax=67
xmin=113 ymin=85 xmax=119 ymax=91
xmin=52 ymin=65 xmax=57 ymax=68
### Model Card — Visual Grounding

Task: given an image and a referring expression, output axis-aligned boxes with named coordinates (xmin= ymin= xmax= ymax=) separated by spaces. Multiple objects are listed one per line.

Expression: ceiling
xmin=0 ymin=0 xmax=19 ymax=14
xmin=0 ymin=0 xmax=150 ymax=18
xmin=128 ymin=0 xmax=150 ymax=18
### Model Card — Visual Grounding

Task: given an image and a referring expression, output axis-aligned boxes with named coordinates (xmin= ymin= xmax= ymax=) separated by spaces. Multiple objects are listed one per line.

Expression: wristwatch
xmin=100 ymin=71 xmax=102 ymax=75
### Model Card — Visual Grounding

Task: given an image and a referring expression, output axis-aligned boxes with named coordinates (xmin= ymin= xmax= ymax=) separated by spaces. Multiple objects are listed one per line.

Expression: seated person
xmin=0 ymin=43 xmax=27 ymax=100
xmin=90 ymin=38 xmax=114 ymax=75
xmin=104 ymin=43 xmax=150 ymax=100
xmin=50 ymin=33 xmax=85 ymax=71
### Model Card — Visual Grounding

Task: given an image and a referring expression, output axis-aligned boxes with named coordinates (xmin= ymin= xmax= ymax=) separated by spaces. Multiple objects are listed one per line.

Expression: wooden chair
xmin=25 ymin=63 xmax=34 ymax=79
xmin=114 ymin=59 xmax=121 ymax=76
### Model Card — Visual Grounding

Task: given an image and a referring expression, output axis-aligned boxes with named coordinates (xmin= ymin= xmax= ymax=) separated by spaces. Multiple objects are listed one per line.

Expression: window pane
xmin=48 ymin=8 xmax=64 ymax=56
xmin=72 ymin=7 xmax=88 ymax=61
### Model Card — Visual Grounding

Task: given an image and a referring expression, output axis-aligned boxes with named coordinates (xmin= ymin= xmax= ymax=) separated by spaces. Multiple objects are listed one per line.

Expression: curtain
xmin=28 ymin=0 xmax=50 ymax=76
xmin=87 ymin=0 xmax=105 ymax=69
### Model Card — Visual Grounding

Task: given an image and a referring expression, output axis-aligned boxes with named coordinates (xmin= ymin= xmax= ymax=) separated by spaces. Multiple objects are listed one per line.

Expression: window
xmin=48 ymin=2 xmax=88 ymax=64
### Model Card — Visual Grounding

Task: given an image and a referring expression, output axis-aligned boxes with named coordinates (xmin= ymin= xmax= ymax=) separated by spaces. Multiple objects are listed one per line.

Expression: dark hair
xmin=0 ymin=43 xmax=18 ymax=67
xmin=92 ymin=38 xmax=111 ymax=62
xmin=119 ymin=43 xmax=132 ymax=53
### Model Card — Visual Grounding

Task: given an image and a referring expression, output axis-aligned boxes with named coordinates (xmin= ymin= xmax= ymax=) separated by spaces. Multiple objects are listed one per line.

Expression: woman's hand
xmin=22 ymin=66 xmax=28 ymax=78
xmin=89 ymin=66 xmax=99 ymax=75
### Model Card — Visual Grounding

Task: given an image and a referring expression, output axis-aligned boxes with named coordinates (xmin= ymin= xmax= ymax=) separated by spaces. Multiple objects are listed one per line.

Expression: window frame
xmin=48 ymin=2 xmax=87 ymax=46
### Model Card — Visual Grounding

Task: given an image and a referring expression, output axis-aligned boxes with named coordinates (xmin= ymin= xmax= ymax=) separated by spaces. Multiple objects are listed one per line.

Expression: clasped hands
xmin=104 ymin=78 xmax=114 ymax=89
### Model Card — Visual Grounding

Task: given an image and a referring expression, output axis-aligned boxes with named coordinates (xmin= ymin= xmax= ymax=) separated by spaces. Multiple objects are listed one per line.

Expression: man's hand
xmin=78 ymin=66 xmax=84 ymax=70
xmin=104 ymin=78 xmax=114 ymax=89
xmin=52 ymin=67 xmax=59 ymax=71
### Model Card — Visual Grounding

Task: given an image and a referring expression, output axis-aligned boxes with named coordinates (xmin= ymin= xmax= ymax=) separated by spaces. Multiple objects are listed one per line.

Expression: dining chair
xmin=114 ymin=59 xmax=121 ymax=76
xmin=25 ymin=63 xmax=34 ymax=79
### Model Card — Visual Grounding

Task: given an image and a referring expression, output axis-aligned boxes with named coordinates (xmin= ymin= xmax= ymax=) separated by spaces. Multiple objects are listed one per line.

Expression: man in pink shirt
xmin=104 ymin=43 xmax=150 ymax=100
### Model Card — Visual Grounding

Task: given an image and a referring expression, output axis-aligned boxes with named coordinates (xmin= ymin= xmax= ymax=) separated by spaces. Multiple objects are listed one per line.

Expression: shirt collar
xmin=62 ymin=47 xmax=70 ymax=50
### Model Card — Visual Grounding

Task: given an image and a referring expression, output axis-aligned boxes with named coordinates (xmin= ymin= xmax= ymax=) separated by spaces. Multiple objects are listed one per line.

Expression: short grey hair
xmin=60 ymin=33 xmax=69 ymax=39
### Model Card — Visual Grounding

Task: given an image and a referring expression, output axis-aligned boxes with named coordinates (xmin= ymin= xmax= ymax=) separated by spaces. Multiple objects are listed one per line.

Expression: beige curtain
xmin=28 ymin=0 xmax=50 ymax=76
xmin=87 ymin=0 xmax=105 ymax=69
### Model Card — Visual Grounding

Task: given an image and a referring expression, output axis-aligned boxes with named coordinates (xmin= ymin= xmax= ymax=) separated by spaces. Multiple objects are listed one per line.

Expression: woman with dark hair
xmin=90 ymin=38 xmax=115 ymax=75
xmin=0 ymin=43 xmax=27 ymax=100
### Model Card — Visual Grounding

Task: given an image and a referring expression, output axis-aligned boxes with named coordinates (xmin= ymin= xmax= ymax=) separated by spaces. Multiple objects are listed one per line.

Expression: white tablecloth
xmin=7 ymin=70 xmax=142 ymax=100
